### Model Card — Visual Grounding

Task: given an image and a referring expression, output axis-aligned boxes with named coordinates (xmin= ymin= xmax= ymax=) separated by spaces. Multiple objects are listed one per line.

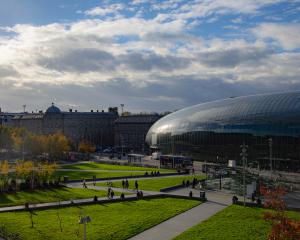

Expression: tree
xmin=48 ymin=132 xmax=70 ymax=161
xmin=260 ymin=185 xmax=300 ymax=240
xmin=24 ymin=134 xmax=48 ymax=159
xmin=0 ymin=160 xmax=9 ymax=192
xmin=78 ymin=140 xmax=95 ymax=154
xmin=0 ymin=126 xmax=13 ymax=151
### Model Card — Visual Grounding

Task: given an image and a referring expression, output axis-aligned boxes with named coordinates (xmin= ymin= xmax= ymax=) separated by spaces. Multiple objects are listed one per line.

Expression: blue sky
xmin=0 ymin=0 xmax=300 ymax=113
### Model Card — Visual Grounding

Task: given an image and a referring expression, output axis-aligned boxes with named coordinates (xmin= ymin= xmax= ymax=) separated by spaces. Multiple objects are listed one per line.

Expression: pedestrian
xmin=182 ymin=180 xmax=185 ymax=186
xmin=82 ymin=179 xmax=87 ymax=188
xmin=107 ymin=187 xmax=111 ymax=199
xmin=125 ymin=179 xmax=129 ymax=189
xmin=140 ymin=191 xmax=143 ymax=198
xmin=110 ymin=190 xmax=115 ymax=199
xmin=135 ymin=180 xmax=139 ymax=190
xmin=251 ymin=193 xmax=255 ymax=202
xmin=93 ymin=175 xmax=96 ymax=186
xmin=189 ymin=191 xmax=193 ymax=198
xmin=120 ymin=193 xmax=125 ymax=200
xmin=192 ymin=178 xmax=196 ymax=188
xmin=186 ymin=180 xmax=190 ymax=187
xmin=257 ymin=198 xmax=262 ymax=206
xmin=122 ymin=179 xmax=125 ymax=189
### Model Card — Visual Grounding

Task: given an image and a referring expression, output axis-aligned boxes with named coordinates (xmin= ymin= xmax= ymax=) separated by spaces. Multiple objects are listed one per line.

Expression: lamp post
xmin=268 ymin=138 xmax=273 ymax=171
xmin=240 ymin=142 xmax=248 ymax=207
xmin=79 ymin=216 xmax=91 ymax=240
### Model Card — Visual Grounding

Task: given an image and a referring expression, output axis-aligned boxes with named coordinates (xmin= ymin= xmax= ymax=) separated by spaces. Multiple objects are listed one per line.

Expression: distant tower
xmin=120 ymin=104 xmax=124 ymax=115
xmin=22 ymin=104 xmax=26 ymax=113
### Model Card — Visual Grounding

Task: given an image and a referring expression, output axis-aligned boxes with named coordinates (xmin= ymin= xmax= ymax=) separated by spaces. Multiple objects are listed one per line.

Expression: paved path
xmin=129 ymin=188 xmax=232 ymax=240
xmin=58 ymin=168 xmax=158 ymax=173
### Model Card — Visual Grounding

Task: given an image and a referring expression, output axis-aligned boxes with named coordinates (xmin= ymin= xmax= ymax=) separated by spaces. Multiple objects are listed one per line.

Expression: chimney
xmin=75 ymin=110 xmax=78 ymax=112
xmin=69 ymin=109 xmax=73 ymax=112
xmin=91 ymin=110 xmax=94 ymax=113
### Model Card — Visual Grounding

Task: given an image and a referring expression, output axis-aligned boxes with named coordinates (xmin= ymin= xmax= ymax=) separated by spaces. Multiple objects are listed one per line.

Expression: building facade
xmin=146 ymin=92 xmax=300 ymax=172
xmin=8 ymin=104 xmax=118 ymax=148
xmin=115 ymin=114 xmax=162 ymax=153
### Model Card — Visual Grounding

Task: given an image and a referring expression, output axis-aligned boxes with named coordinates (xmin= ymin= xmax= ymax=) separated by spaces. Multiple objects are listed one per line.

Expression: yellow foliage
xmin=0 ymin=160 xmax=9 ymax=176
xmin=78 ymin=140 xmax=96 ymax=153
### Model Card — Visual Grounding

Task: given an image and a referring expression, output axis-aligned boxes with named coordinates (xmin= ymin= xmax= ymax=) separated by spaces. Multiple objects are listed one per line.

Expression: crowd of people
xmin=144 ymin=171 xmax=160 ymax=176
xmin=182 ymin=177 xmax=200 ymax=188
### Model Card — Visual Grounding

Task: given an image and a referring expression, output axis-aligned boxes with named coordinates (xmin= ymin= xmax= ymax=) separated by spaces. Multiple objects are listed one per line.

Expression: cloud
xmin=154 ymin=0 xmax=283 ymax=22
xmin=0 ymin=65 xmax=19 ymax=78
xmin=84 ymin=3 xmax=125 ymax=17
xmin=0 ymin=0 xmax=299 ymax=112
xmin=198 ymin=46 xmax=273 ymax=68
xmin=253 ymin=23 xmax=300 ymax=50
xmin=37 ymin=48 xmax=116 ymax=73
xmin=120 ymin=52 xmax=191 ymax=71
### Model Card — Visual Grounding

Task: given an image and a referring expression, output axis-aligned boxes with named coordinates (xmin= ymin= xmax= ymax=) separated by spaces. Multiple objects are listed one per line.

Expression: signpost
xmin=240 ymin=142 xmax=248 ymax=206
xmin=79 ymin=216 xmax=91 ymax=240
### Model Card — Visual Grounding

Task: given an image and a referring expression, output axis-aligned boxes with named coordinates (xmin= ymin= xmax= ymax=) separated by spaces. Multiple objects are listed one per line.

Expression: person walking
xmin=135 ymin=180 xmax=139 ymax=190
xmin=82 ymin=179 xmax=87 ymax=188
xmin=125 ymin=179 xmax=129 ymax=189
xmin=107 ymin=187 xmax=111 ymax=199
xmin=110 ymin=190 xmax=115 ymax=199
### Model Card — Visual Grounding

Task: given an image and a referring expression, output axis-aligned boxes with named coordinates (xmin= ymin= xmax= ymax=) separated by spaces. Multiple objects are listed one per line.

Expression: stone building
xmin=9 ymin=104 xmax=118 ymax=148
xmin=114 ymin=114 xmax=162 ymax=153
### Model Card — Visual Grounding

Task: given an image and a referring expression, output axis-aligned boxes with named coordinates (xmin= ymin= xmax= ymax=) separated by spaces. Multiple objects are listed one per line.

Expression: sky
xmin=0 ymin=0 xmax=300 ymax=113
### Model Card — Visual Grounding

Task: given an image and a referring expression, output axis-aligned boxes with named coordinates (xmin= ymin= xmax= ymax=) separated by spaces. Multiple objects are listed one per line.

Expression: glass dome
xmin=146 ymin=91 xmax=300 ymax=171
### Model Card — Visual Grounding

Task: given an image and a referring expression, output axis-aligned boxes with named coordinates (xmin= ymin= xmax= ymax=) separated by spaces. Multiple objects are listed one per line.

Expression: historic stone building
xmin=8 ymin=104 xmax=118 ymax=148
xmin=114 ymin=114 xmax=162 ymax=153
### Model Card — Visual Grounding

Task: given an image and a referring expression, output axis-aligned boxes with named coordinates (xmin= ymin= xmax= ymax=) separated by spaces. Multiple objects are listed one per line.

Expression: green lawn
xmin=174 ymin=205 xmax=300 ymax=240
xmin=60 ymin=162 xmax=174 ymax=172
xmin=96 ymin=175 xmax=205 ymax=191
xmin=0 ymin=198 xmax=201 ymax=240
xmin=0 ymin=187 xmax=121 ymax=208
xmin=56 ymin=170 xmax=148 ymax=180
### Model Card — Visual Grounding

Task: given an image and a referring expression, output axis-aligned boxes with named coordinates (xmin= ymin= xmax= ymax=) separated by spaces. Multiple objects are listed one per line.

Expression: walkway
xmin=129 ymin=188 xmax=232 ymax=240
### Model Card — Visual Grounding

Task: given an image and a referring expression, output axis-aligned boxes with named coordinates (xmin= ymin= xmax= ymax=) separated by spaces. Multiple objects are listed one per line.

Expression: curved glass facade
xmin=146 ymin=92 xmax=300 ymax=172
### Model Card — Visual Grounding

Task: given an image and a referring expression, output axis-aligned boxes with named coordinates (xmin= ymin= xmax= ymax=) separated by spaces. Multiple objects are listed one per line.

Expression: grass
xmin=60 ymin=162 xmax=175 ymax=172
xmin=0 ymin=187 xmax=121 ymax=208
xmin=0 ymin=198 xmax=201 ymax=240
xmin=174 ymin=204 xmax=300 ymax=240
xmin=56 ymin=170 xmax=148 ymax=180
xmin=96 ymin=175 xmax=205 ymax=191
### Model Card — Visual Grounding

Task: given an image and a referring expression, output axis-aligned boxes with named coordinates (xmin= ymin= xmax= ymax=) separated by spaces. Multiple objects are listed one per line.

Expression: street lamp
xmin=240 ymin=142 xmax=248 ymax=206
xmin=268 ymin=138 xmax=273 ymax=171
xmin=79 ymin=216 xmax=91 ymax=240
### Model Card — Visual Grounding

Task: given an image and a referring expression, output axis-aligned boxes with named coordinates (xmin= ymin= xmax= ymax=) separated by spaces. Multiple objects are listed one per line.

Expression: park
xmin=0 ymin=126 xmax=299 ymax=240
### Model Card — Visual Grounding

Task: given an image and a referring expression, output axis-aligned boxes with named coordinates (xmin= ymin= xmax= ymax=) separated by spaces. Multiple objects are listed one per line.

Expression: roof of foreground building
xmin=146 ymin=91 xmax=300 ymax=139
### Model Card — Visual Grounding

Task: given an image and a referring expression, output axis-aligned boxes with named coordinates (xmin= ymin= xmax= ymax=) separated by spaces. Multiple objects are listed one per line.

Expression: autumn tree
xmin=260 ymin=185 xmax=300 ymax=240
xmin=0 ymin=160 xmax=9 ymax=192
xmin=48 ymin=132 xmax=70 ymax=161
xmin=78 ymin=140 xmax=95 ymax=153
xmin=24 ymin=134 xmax=48 ymax=159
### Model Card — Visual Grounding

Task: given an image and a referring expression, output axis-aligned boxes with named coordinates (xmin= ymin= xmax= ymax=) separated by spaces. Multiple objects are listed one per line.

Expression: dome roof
xmin=46 ymin=103 xmax=61 ymax=114
xmin=146 ymin=91 xmax=300 ymax=141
